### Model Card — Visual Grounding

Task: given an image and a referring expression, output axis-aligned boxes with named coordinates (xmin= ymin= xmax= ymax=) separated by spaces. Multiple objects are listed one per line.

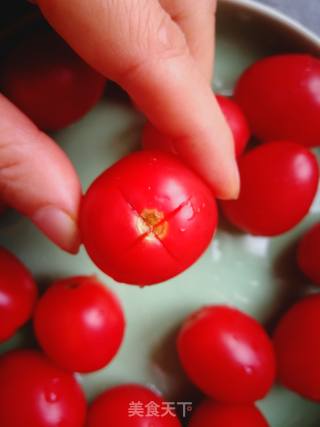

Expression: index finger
xmin=38 ymin=0 xmax=239 ymax=199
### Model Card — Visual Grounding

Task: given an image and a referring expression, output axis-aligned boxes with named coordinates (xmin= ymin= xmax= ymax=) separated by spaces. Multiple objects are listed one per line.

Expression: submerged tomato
xmin=142 ymin=95 xmax=250 ymax=157
xmin=1 ymin=29 xmax=106 ymax=131
xmin=189 ymin=400 xmax=269 ymax=427
xmin=177 ymin=306 xmax=275 ymax=403
xmin=297 ymin=223 xmax=320 ymax=286
xmin=34 ymin=276 xmax=125 ymax=373
xmin=216 ymin=95 xmax=250 ymax=156
xmin=221 ymin=141 xmax=319 ymax=236
xmin=87 ymin=384 xmax=181 ymax=427
xmin=235 ymin=54 xmax=320 ymax=147
xmin=80 ymin=151 xmax=217 ymax=285
xmin=0 ymin=247 xmax=37 ymax=342
xmin=0 ymin=350 xmax=86 ymax=427
xmin=274 ymin=295 xmax=320 ymax=401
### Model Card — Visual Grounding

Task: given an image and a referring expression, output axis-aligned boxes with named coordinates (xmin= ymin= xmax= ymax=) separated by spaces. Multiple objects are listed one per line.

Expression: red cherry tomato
xmin=221 ymin=141 xmax=319 ymax=236
xmin=1 ymin=29 xmax=106 ymax=131
xmin=274 ymin=294 xmax=320 ymax=401
xmin=235 ymin=54 xmax=320 ymax=147
xmin=216 ymin=95 xmax=250 ymax=156
xmin=80 ymin=151 xmax=217 ymax=285
xmin=177 ymin=305 xmax=276 ymax=403
xmin=142 ymin=123 xmax=175 ymax=154
xmin=87 ymin=384 xmax=181 ymax=427
xmin=34 ymin=276 xmax=125 ymax=373
xmin=142 ymin=95 xmax=250 ymax=157
xmin=297 ymin=223 xmax=320 ymax=286
xmin=0 ymin=247 xmax=37 ymax=342
xmin=0 ymin=350 xmax=86 ymax=427
xmin=189 ymin=400 xmax=269 ymax=427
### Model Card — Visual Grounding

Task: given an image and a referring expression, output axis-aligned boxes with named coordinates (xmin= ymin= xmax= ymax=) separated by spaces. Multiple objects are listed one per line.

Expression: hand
xmin=0 ymin=0 xmax=239 ymax=254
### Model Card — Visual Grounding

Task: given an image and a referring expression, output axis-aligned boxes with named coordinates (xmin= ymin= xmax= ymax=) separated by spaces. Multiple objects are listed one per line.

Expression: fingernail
xmin=218 ymin=157 xmax=241 ymax=201
xmin=229 ymin=158 xmax=241 ymax=199
xmin=32 ymin=206 xmax=80 ymax=254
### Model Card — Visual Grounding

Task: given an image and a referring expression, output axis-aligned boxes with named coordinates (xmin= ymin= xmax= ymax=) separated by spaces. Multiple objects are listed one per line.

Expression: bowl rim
xmin=220 ymin=0 xmax=320 ymax=47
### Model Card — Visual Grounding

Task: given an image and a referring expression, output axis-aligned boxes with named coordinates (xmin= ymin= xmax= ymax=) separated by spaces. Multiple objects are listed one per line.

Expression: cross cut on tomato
xmin=80 ymin=151 xmax=217 ymax=285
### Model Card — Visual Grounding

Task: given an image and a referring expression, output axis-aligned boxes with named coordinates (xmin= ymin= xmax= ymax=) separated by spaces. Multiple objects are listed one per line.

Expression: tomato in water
xmin=274 ymin=294 xmax=320 ymax=401
xmin=142 ymin=95 xmax=250 ymax=157
xmin=177 ymin=305 xmax=275 ymax=403
xmin=0 ymin=350 xmax=86 ymax=427
xmin=188 ymin=400 xmax=269 ymax=427
xmin=1 ymin=29 xmax=106 ymax=131
xmin=221 ymin=141 xmax=319 ymax=236
xmin=80 ymin=150 xmax=217 ymax=285
xmin=34 ymin=276 xmax=125 ymax=373
xmin=235 ymin=54 xmax=320 ymax=147
xmin=0 ymin=247 xmax=37 ymax=342
xmin=297 ymin=223 xmax=320 ymax=286
xmin=87 ymin=384 xmax=181 ymax=427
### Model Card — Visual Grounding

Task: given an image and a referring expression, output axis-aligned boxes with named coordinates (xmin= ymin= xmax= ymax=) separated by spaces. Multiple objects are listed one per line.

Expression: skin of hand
xmin=0 ymin=0 xmax=239 ymax=254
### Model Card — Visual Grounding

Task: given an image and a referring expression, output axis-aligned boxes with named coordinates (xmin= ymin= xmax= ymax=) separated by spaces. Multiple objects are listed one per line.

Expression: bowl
xmin=0 ymin=1 xmax=320 ymax=426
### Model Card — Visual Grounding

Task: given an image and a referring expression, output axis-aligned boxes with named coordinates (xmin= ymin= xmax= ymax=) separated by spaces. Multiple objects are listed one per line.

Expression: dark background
xmin=256 ymin=0 xmax=319 ymax=34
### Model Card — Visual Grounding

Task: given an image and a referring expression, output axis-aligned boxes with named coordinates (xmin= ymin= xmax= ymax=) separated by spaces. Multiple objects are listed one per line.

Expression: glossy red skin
xmin=34 ymin=276 xmax=125 ymax=373
xmin=80 ymin=151 xmax=217 ymax=285
xmin=235 ymin=54 xmax=320 ymax=147
xmin=0 ymin=350 xmax=86 ymax=427
xmin=188 ymin=400 xmax=269 ymax=427
xmin=142 ymin=96 xmax=250 ymax=157
xmin=216 ymin=95 xmax=250 ymax=156
xmin=0 ymin=247 xmax=37 ymax=342
xmin=297 ymin=223 xmax=320 ymax=286
xmin=1 ymin=30 xmax=106 ymax=131
xmin=177 ymin=305 xmax=276 ymax=403
xmin=221 ymin=141 xmax=319 ymax=236
xmin=274 ymin=294 xmax=320 ymax=401
xmin=87 ymin=384 xmax=181 ymax=427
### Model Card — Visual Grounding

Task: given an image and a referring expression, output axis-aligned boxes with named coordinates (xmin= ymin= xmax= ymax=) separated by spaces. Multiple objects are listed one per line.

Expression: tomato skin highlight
xmin=142 ymin=95 xmax=250 ymax=157
xmin=297 ymin=223 xmax=320 ymax=286
xmin=274 ymin=294 xmax=320 ymax=402
xmin=0 ymin=247 xmax=37 ymax=342
xmin=216 ymin=95 xmax=250 ymax=156
xmin=1 ymin=29 xmax=106 ymax=131
xmin=235 ymin=54 xmax=320 ymax=147
xmin=188 ymin=400 xmax=269 ymax=427
xmin=80 ymin=150 xmax=217 ymax=285
xmin=87 ymin=384 xmax=181 ymax=427
xmin=177 ymin=305 xmax=276 ymax=403
xmin=34 ymin=276 xmax=125 ymax=373
xmin=221 ymin=141 xmax=319 ymax=236
xmin=0 ymin=350 xmax=87 ymax=427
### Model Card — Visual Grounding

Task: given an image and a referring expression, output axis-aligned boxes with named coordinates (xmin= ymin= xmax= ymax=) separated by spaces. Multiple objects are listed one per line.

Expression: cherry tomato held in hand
xmin=177 ymin=305 xmax=276 ymax=403
xmin=221 ymin=141 xmax=319 ymax=236
xmin=297 ymin=223 xmax=320 ymax=286
xmin=235 ymin=54 xmax=320 ymax=147
xmin=87 ymin=384 xmax=181 ymax=427
xmin=80 ymin=151 xmax=217 ymax=286
xmin=273 ymin=294 xmax=320 ymax=401
xmin=142 ymin=95 xmax=250 ymax=157
xmin=0 ymin=350 xmax=86 ymax=427
xmin=0 ymin=247 xmax=37 ymax=342
xmin=188 ymin=400 xmax=269 ymax=427
xmin=1 ymin=29 xmax=106 ymax=131
xmin=34 ymin=276 xmax=125 ymax=373
xmin=216 ymin=95 xmax=250 ymax=156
